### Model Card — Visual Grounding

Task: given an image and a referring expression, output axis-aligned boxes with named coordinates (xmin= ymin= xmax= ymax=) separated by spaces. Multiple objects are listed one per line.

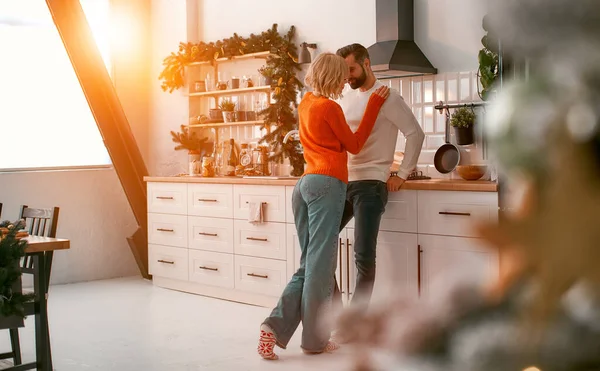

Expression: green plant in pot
xmin=478 ymin=15 xmax=499 ymax=101
xmin=450 ymin=107 xmax=476 ymax=145
xmin=219 ymin=99 xmax=236 ymax=123
xmin=171 ymin=125 xmax=213 ymax=155
xmin=171 ymin=125 xmax=213 ymax=174
xmin=258 ymin=66 xmax=275 ymax=85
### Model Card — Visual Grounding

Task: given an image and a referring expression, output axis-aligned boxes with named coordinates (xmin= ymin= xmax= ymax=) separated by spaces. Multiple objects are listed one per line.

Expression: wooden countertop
xmin=144 ymin=176 xmax=498 ymax=192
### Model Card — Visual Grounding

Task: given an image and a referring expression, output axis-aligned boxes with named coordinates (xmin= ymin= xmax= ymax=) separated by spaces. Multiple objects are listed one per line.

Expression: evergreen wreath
xmin=159 ymin=24 xmax=305 ymax=176
xmin=0 ymin=220 xmax=35 ymax=319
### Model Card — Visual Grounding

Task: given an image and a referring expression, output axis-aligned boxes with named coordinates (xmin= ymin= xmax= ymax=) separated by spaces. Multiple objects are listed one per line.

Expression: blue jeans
xmin=263 ymin=174 xmax=347 ymax=352
xmin=333 ymin=180 xmax=388 ymax=308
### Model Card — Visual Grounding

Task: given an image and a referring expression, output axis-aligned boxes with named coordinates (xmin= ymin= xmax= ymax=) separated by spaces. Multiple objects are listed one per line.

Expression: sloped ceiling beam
xmin=46 ymin=0 xmax=149 ymax=278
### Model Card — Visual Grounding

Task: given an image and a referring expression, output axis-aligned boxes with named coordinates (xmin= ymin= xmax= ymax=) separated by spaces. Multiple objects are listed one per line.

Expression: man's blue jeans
xmin=333 ymin=180 xmax=388 ymax=308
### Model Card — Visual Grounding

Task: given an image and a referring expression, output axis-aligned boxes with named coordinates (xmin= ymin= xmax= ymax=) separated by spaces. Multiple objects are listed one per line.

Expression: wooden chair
xmin=2 ymin=205 xmax=59 ymax=367
xmin=18 ymin=205 xmax=59 ymax=283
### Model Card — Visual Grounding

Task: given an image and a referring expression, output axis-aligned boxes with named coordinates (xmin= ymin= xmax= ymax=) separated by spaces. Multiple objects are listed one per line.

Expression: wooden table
xmin=1 ymin=236 xmax=70 ymax=371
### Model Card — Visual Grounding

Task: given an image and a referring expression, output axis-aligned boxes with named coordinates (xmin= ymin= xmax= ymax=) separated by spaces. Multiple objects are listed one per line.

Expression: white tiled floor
xmin=0 ymin=277 xmax=364 ymax=371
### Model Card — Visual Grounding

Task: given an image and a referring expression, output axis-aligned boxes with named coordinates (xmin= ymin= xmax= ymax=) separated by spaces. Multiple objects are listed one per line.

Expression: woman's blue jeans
xmin=263 ymin=174 xmax=347 ymax=352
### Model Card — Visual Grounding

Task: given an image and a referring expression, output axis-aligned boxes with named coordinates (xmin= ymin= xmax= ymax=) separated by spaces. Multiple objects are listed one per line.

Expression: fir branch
xmin=0 ymin=220 xmax=35 ymax=318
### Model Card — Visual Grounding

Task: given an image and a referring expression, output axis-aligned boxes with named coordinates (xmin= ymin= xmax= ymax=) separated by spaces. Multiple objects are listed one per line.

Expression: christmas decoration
xmin=159 ymin=24 xmax=305 ymax=175
xmin=170 ymin=125 xmax=213 ymax=155
xmin=0 ymin=220 xmax=35 ymax=319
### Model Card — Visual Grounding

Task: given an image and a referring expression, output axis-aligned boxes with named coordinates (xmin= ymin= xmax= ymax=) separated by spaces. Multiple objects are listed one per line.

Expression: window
xmin=0 ymin=0 xmax=112 ymax=170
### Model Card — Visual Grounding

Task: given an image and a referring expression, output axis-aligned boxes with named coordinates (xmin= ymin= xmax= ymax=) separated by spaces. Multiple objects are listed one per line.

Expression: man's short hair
xmin=336 ymin=43 xmax=370 ymax=65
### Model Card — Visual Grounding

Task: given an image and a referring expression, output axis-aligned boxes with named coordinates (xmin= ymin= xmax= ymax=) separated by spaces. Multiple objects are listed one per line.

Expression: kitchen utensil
xmin=434 ymin=108 xmax=461 ymax=174
xmin=407 ymin=171 xmax=431 ymax=180
xmin=456 ymin=165 xmax=487 ymax=180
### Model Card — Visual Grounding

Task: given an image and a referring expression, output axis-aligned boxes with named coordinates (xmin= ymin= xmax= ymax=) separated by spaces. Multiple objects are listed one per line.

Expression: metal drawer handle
xmin=157 ymin=228 xmax=174 ymax=232
xmin=339 ymin=238 xmax=343 ymax=294
xmin=439 ymin=211 xmax=471 ymax=216
xmin=246 ymin=237 xmax=268 ymax=242
xmin=247 ymin=273 xmax=268 ymax=279
xmin=156 ymin=196 xmax=174 ymax=200
xmin=417 ymin=245 xmax=423 ymax=296
xmin=198 ymin=199 xmax=218 ymax=202
xmin=199 ymin=266 xmax=218 ymax=271
xmin=158 ymin=259 xmax=174 ymax=265
xmin=199 ymin=232 xmax=218 ymax=237
xmin=346 ymin=238 xmax=351 ymax=296
xmin=245 ymin=201 xmax=268 ymax=205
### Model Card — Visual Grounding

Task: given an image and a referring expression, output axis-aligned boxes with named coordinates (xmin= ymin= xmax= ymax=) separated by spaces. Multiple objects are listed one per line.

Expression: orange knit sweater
xmin=298 ymin=92 xmax=385 ymax=183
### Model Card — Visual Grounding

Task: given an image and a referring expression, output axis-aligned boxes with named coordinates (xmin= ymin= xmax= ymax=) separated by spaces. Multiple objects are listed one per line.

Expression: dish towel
xmin=248 ymin=202 xmax=264 ymax=224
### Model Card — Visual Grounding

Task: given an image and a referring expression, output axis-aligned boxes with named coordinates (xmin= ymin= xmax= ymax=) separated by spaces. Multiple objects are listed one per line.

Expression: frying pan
xmin=434 ymin=108 xmax=461 ymax=174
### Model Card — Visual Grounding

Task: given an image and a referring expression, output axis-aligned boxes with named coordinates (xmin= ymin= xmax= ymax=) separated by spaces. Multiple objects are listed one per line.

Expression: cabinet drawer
xmin=234 ymin=255 xmax=287 ymax=297
xmin=188 ymin=184 xmax=233 ymax=218
xmin=343 ymin=190 xmax=417 ymax=233
xmin=418 ymin=191 xmax=498 ymax=237
xmin=285 ymin=186 xmax=295 ymax=223
xmin=148 ymin=213 xmax=187 ymax=248
xmin=148 ymin=244 xmax=188 ymax=281
xmin=188 ymin=216 xmax=234 ymax=254
xmin=147 ymin=182 xmax=187 ymax=215
xmin=234 ymin=220 xmax=286 ymax=260
xmin=188 ymin=250 xmax=234 ymax=289
xmin=233 ymin=185 xmax=286 ymax=222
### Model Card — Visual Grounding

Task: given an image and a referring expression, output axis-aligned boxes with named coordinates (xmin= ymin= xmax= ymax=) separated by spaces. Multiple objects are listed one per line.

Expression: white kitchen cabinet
xmin=346 ymin=190 xmax=418 ymax=233
xmin=233 ymin=185 xmax=286 ymax=223
xmin=147 ymin=182 xmax=188 ymax=215
xmin=188 ymin=183 xmax=233 ymax=218
xmin=147 ymin=180 xmax=499 ymax=309
xmin=371 ymin=231 xmax=419 ymax=302
xmin=417 ymin=234 xmax=498 ymax=298
xmin=338 ymin=229 xmax=419 ymax=305
xmin=148 ymin=182 xmax=292 ymax=308
xmin=337 ymin=190 xmax=499 ymax=304
xmin=418 ymin=190 xmax=498 ymax=238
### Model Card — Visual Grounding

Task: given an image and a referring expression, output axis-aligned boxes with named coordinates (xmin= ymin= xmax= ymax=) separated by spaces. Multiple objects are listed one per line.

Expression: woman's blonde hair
xmin=304 ymin=52 xmax=349 ymax=100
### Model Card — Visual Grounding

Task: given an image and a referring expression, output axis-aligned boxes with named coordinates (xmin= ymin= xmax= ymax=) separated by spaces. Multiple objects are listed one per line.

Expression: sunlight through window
xmin=0 ymin=0 xmax=112 ymax=170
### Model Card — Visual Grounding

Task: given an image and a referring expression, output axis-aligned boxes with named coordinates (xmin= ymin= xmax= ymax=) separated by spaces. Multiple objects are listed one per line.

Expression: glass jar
xmin=201 ymin=156 xmax=215 ymax=177
xmin=188 ymin=152 xmax=201 ymax=175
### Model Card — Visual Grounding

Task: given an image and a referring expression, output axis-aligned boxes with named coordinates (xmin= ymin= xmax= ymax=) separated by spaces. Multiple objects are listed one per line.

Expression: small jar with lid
xmin=239 ymin=143 xmax=252 ymax=168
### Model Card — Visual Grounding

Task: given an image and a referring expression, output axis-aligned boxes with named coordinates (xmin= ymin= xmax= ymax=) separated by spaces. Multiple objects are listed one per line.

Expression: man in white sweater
xmin=333 ymin=43 xmax=424 ymax=314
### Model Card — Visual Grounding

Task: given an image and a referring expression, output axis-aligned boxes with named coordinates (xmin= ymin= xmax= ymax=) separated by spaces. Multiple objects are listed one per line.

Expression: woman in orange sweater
xmin=257 ymin=53 xmax=389 ymax=359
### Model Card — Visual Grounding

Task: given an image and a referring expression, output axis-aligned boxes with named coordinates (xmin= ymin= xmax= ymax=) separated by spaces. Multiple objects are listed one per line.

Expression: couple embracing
xmin=257 ymin=43 xmax=424 ymax=360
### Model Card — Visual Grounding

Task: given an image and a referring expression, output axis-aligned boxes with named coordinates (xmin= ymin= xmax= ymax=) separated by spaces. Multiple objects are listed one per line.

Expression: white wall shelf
xmin=188 ymin=86 xmax=271 ymax=98
xmin=187 ymin=51 xmax=277 ymax=66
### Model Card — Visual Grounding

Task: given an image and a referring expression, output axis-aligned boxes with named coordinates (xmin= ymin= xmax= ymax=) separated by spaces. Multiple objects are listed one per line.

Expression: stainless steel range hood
xmin=367 ymin=0 xmax=437 ymax=78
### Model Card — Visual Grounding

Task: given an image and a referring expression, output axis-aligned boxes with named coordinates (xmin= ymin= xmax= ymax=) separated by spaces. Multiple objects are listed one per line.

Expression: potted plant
xmin=258 ymin=66 xmax=275 ymax=85
xmin=219 ymin=99 xmax=236 ymax=123
xmin=170 ymin=125 xmax=213 ymax=174
xmin=478 ymin=15 xmax=499 ymax=101
xmin=450 ymin=107 xmax=476 ymax=145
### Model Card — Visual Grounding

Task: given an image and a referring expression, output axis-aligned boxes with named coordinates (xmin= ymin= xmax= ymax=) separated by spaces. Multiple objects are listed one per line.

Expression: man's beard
xmin=348 ymin=64 xmax=367 ymax=89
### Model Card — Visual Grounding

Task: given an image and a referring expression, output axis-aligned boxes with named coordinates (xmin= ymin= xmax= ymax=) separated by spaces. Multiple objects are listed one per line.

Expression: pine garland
xmin=158 ymin=24 xmax=305 ymax=176
xmin=0 ymin=220 xmax=35 ymax=319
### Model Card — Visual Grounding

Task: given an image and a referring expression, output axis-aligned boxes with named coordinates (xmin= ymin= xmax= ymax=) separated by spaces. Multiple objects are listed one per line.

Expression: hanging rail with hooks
xmin=434 ymin=101 xmax=489 ymax=114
